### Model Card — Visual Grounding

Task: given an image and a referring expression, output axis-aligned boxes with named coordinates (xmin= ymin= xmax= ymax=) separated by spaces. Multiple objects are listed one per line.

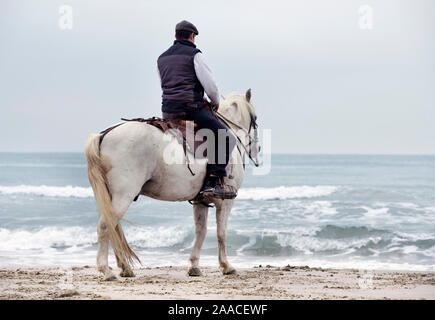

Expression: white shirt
xmin=193 ymin=52 xmax=220 ymax=105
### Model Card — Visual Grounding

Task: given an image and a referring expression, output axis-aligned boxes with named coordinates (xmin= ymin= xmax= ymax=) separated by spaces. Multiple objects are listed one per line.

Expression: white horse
xmin=85 ymin=89 xmax=260 ymax=280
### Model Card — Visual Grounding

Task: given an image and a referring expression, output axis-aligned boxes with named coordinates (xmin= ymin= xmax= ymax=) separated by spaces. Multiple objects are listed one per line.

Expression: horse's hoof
xmin=188 ymin=267 xmax=202 ymax=277
xmin=104 ymin=274 xmax=117 ymax=281
xmin=223 ymin=268 xmax=237 ymax=275
xmin=119 ymin=270 xmax=135 ymax=278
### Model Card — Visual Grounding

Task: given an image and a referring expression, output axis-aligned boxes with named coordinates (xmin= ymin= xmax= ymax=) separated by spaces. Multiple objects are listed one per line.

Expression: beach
xmin=1 ymin=154 xmax=434 ymax=300
xmin=1 ymin=265 xmax=434 ymax=300
xmin=2 ymin=0 xmax=435 ymax=304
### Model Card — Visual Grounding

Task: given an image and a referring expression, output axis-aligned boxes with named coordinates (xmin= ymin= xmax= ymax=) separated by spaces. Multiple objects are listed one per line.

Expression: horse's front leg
xmin=188 ymin=203 xmax=209 ymax=276
xmin=216 ymin=200 xmax=236 ymax=275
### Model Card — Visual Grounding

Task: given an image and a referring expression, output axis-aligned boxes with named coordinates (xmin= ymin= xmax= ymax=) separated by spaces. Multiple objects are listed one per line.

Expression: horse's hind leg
xmin=114 ymin=224 xmax=135 ymax=277
xmin=216 ymin=200 xmax=236 ymax=275
xmin=97 ymin=191 xmax=136 ymax=280
xmin=97 ymin=217 xmax=116 ymax=281
xmin=188 ymin=203 xmax=209 ymax=276
xmin=111 ymin=192 xmax=138 ymax=277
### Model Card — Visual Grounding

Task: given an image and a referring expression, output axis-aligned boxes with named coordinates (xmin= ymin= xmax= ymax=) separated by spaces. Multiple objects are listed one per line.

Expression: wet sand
xmin=0 ymin=265 xmax=434 ymax=300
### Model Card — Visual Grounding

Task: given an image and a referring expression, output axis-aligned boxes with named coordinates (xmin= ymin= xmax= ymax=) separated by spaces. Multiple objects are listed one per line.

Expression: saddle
xmin=162 ymin=101 xmax=220 ymax=155
xmin=161 ymin=111 xmax=207 ymax=157
xmin=117 ymin=114 xmax=207 ymax=161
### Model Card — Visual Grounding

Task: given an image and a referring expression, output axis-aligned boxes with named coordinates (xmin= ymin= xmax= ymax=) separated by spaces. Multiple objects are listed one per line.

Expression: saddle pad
xmin=120 ymin=117 xmax=170 ymax=132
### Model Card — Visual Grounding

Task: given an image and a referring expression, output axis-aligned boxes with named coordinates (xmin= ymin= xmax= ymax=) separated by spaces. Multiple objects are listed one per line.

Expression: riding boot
xmin=201 ymin=176 xmax=237 ymax=200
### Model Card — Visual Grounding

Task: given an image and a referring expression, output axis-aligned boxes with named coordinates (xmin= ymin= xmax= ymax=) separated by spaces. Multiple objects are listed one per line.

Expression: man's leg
xmin=186 ymin=107 xmax=237 ymax=199
xmin=186 ymin=107 xmax=236 ymax=176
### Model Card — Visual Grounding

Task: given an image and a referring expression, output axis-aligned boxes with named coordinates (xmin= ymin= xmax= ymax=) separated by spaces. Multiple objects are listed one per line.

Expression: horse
xmin=85 ymin=89 xmax=260 ymax=280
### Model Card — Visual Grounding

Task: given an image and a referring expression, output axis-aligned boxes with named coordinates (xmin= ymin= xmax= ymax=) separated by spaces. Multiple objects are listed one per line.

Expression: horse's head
xmin=218 ymin=89 xmax=260 ymax=166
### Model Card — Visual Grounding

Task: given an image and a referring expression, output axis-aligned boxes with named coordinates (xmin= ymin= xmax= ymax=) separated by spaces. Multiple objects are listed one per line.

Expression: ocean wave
xmin=0 ymin=185 xmax=93 ymax=198
xmin=232 ymin=225 xmax=435 ymax=258
xmin=0 ymin=226 xmax=96 ymax=250
xmin=124 ymin=225 xmax=192 ymax=248
xmin=230 ymin=200 xmax=338 ymax=220
xmin=0 ymin=163 xmax=86 ymax=168
xmin=237 ymin=185 xmax=338 ymax=200
xmin=0 ymin=224 xmax=434 ymax=270
xmin=0 ymin=184 xmax=338 ymax=200
xmin=0 ymin=225 xmax=193 ymax=251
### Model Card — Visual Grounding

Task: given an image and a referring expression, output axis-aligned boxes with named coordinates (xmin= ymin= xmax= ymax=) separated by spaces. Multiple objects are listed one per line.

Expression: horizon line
xmin=0 ymin=151 xmax=434 ymax=156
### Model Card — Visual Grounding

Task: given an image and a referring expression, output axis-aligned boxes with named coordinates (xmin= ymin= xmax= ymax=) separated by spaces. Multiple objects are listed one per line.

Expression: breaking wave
xmin=0 ymin=185 xmax=93 ymax=198
xmin=237 ymin=185 xmax=338 ymax=200
xmin=0 ymin=225 xmax=193 ymax=251
xmin=0 ymin=224 xmax=434 ymax=270
xmin=0 ymin=185 xmax=338 ymax=200
xmin=233 ymin=225 xmax=435 ymax=263
xmin=0 ymin=163 xmax=85 ymax=168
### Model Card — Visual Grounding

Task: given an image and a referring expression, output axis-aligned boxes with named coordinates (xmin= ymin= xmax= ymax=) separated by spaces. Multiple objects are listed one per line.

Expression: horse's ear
xmin=245 ymin=88 xmax=252 ymax=103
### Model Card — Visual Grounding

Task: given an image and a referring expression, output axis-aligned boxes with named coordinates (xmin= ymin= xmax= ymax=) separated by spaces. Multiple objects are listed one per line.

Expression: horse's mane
xmin=220 ymin=92 xmax=255 ymax=117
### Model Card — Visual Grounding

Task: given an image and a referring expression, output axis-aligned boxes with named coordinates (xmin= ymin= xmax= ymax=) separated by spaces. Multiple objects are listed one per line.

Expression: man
xmin=157 ymin=20 xmax=237 ymax=199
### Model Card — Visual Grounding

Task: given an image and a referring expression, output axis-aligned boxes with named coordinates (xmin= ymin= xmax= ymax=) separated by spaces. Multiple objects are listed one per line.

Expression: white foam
xmin=302 ymin=201 xmax=337 ymax=215
xmin=360 ymin=206 xmax=389 ymax=217
xmin=236 ymin=236 xmax=257 ymax=256
xmin=0 ymin=163 xmax=85 ymax=168
xmin=125 ymin=225 xmax=192 ymax=248
xmin=0 ymin=185 xmax=93 ymax=198
xmin=275 ymin=233 xmax=382 ymax=253
xmin=1 ymin=225 xmax=433 ymax=271
xmin=0 ymin=225 xmax=192 ymax=252
xmin=396 ymin=202 xmax=419 ymax=209
xmin=237 ymin=185 xmax=338 ymax=200
xmin=233 ymin=226 xmax=386 ymax=254
xmin=402 ymin=245 xmax=419 ymax=254
xmin=0 ymin=227 xmax=96 ymax=250
xmin=228 ymin=256 xmax=435 ymax=272
xmin=0 ymin=184 xmax=338 ymax=200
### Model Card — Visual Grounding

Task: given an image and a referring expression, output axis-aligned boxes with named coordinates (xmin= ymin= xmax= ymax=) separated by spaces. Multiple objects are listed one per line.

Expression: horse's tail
xmin=84 ymin=133 xmax=140 ymax=268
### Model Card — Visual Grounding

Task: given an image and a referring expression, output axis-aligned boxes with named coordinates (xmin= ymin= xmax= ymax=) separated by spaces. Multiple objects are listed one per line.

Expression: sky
xmin=0 ymin=0 xmax=434 ymax=154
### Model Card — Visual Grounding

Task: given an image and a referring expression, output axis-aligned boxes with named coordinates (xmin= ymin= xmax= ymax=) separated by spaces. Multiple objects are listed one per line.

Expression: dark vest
xmin=157 ymin=40 xmax=205 ymax=113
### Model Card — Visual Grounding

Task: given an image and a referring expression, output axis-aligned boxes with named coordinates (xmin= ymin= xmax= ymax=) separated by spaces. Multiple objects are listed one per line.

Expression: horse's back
xmin=99 ymin=121 xmax=207 ymax=202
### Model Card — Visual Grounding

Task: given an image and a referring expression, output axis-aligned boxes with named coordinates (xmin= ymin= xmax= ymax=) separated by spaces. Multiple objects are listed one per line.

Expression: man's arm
xmin=193 ymin=53 xmax=220 ymax=105
xmin=157 ymin=63 xmax=162 ymax=85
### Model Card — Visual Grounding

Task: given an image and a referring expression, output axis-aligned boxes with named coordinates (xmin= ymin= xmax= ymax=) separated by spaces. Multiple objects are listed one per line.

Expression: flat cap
xmin=175 ymin=20 xmax=199 ymax=35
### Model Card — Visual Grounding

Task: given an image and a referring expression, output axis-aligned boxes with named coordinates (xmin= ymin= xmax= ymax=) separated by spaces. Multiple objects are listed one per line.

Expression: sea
xmin=0 ymin=153 xmax=434 ymax=271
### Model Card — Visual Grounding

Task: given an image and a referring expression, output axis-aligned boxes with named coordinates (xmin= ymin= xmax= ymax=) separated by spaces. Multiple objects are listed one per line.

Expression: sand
xmin=0 ymin=265 xmax=434 ymax=300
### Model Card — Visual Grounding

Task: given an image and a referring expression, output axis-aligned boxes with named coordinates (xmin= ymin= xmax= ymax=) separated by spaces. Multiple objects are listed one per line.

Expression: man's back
xmin=157 ymin=39 xmax=204 ymax=113
xmin=157 ymin=20 xmax=237 ymax=200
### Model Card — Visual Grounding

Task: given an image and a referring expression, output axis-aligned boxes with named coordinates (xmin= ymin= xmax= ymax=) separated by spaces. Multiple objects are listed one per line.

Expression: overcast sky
xmin=1 ymin=0 xmax=434 ymax=154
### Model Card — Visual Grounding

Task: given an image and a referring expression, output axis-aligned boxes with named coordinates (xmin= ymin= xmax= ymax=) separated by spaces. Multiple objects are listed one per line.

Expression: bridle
xmin=214 ymin=110 xmax=260 ymax=167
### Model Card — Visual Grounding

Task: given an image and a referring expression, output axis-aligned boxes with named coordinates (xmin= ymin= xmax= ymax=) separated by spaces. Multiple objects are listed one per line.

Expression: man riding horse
xmin=157 ymin=20 xmax=237 ymax=200
xmin=85 ymin=20 xmax=260 ymax=279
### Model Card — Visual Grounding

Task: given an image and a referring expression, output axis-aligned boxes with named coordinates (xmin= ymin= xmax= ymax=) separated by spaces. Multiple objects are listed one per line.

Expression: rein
xmin=214 ymin=110 xmax=259 ymax=167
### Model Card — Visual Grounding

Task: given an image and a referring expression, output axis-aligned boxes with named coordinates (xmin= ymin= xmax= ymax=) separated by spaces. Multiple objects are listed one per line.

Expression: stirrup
xmin=201 ymin=178 xmax=237 ymax=200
